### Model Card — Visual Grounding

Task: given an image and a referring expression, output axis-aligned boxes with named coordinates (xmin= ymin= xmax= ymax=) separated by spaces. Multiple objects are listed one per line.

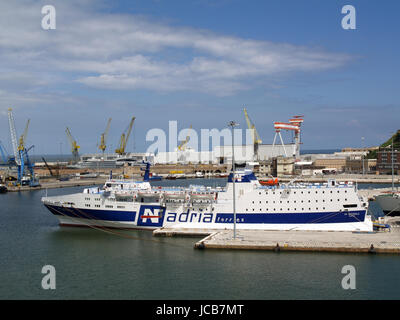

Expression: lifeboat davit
xmin=259 ymin=178 xmax=279 ymax=186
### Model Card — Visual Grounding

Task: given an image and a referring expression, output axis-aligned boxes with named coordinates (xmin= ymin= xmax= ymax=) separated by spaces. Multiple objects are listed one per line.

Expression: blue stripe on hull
xmin=45 ymin=204 xmax=137 ymax=222
xmin=216 ymin=211 xmax=366 ymax=224
xmin=45 ymin=204 xmax=366 ymax=225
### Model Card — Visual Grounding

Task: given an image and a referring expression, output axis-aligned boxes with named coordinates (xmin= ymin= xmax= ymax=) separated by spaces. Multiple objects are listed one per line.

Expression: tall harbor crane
xmin=65 ymin=127 xmax=80 ymax=163
xmin=98 ymin=118 xmax=112 ymax=154
xmin=7 ymin=108 xmax=38 ymax=186
xmin=115 ymin=117 xmax=135 ymax=155
xmin=243 ymin=108 xmax=262 ymax=159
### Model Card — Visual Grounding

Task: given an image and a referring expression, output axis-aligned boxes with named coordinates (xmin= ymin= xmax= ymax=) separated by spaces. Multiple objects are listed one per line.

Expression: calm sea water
xmin=0 ymin=179 xmax=399 ymax=300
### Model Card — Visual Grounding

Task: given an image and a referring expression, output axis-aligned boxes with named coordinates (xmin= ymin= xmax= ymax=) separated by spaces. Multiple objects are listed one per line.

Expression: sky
xmin=0 ymin=0 xmax=399 ymax=155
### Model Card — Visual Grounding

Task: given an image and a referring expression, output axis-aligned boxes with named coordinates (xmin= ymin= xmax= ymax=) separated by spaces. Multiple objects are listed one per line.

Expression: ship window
xmin=343 ymin=204 xmax=357 ymax=208
xmin=117 ymin=206 xmax=125 ymax=209
xmin=315 ymin=191 xmax=318 ymax=194
xmin=345 ymin=190 xmax=347 ymax=193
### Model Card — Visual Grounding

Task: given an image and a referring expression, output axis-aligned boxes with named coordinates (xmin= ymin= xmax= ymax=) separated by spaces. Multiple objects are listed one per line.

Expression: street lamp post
xmin=361 ymin=137 xmax=365 ymax=175
xmin=392 ymin=135 xmax=395 ymax=193
xmin=228 ymin=121 xmax=238 ymax=239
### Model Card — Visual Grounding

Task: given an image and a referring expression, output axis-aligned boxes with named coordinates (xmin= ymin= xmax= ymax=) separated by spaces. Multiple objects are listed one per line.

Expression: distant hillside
xmin=366 ymin=130 xmax=400 ymax=159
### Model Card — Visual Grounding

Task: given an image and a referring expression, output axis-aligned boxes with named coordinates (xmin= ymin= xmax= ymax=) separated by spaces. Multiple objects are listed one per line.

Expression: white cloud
xmin=0 ymin=0 xmax=352 ymax=97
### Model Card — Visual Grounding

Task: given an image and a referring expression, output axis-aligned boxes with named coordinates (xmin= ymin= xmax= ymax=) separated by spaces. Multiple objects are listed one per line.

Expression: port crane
xmin=272 ymin=115 xmax=304 ymax=159
xmin=65 ymin=127 xmax=80 ymax=163
xmin=7 ymin=108 xmax=39 ymax=186
xmin=178 ymin=125 xmax=192 ymax=151
xmin=243 ymin=108 xmax=262 ymax=159
xmin=115 ymin=117 xmax=135 ymax=155
xmin=98 ymin=118 xmax=112 ymax=154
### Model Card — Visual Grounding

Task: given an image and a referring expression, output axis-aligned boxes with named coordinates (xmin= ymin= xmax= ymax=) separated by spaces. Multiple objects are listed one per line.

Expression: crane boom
xmin=115 ymin=117 xmax=135 ymax=155
xmin=99 ymin=118 xmax=112 ymax=153
xmin=18 ymin=119 xmax=30 ymax=151
xmin=178 ymin=125 xmax=192 ymax=151
xmin=7 ymin=108 xmax=20 ymax=165
xmin=243 ymin=108 xmax=262 ymax=145
xmin=65 ymin=127 xmax=80 ymax=161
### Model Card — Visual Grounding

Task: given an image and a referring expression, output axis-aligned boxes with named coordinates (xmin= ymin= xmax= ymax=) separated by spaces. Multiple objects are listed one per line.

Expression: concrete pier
xmin=358 ymin=187 xmax=399 ymax=200
xmin=5 ymin=178 xmax=106 ymax=192
xmin=154 ymin=218 xmax=400 ymax=254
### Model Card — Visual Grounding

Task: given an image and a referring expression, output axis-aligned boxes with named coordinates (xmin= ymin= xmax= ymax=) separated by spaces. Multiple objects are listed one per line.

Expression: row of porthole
xmin=252 ymin=199 xmax=348 ymax=204
xmin=245 ymin=207 xmax=326 ymax=212
xmin=259 ymin=190 xmax=348 ymax=195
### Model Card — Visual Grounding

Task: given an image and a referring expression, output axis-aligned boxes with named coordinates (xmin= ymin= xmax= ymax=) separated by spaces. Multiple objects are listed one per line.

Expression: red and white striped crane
xmin=272 ymin=116 xmax=304 ymax=159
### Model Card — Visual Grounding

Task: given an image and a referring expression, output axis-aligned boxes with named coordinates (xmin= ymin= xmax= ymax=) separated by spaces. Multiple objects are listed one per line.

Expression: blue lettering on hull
xmin=215 ymin=211 xmax=366 ymax=224
xmin=137 ymin=205 xmax=165 ymax=227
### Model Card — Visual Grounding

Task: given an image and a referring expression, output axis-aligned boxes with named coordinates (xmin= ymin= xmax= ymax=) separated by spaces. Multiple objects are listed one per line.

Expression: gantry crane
xmin=98 ymin=118 xmax=112 ymax=154
xmin=272 ymin=115 xmax=304 ymax=159
xmin=65 ymin=127 xmax=80 ymax=163
xmin=115 ymin=117 xmax=135 ymax=155
xmin=243 ymin=108 xmax=262 ymax=159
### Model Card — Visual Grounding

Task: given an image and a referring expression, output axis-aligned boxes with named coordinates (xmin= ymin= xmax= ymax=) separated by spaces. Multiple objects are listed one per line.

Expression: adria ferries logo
xmin=137 ymin=205 xmax=165 ymax=227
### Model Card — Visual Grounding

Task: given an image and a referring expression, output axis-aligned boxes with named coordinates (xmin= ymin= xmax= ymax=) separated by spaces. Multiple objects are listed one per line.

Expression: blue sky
xmin=0 ymin=0 xmax=399 ymax=155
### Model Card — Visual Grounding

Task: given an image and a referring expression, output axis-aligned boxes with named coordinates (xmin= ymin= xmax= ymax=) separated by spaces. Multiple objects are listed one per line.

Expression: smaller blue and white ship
xmin=42 ymin=168 xmax=373 ymax=232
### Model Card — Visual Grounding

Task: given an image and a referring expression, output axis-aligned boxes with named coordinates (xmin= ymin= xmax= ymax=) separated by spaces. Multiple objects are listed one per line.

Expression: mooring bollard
xmin=368 ymin=244 xmax=376 ymax=254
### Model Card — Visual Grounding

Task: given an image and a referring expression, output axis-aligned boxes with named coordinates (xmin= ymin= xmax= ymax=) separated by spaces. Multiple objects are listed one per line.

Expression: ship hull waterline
xmin=44 ymin=204 xmax=372 ymax=232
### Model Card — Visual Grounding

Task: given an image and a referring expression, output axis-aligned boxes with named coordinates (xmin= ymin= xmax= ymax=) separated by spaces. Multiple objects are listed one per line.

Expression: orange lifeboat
xmin=259 ymin=178 xmax=279 ymax=186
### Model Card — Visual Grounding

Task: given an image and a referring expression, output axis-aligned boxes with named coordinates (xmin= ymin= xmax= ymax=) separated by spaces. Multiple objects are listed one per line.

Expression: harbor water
xmin=1 ymin=180 xmax=399 ymax=300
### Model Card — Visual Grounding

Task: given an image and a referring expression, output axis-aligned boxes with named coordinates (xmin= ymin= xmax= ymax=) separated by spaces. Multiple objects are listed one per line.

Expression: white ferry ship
xmin=41 ymin=169 xmax=373 ymax=232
